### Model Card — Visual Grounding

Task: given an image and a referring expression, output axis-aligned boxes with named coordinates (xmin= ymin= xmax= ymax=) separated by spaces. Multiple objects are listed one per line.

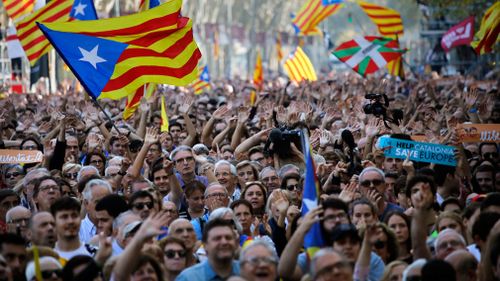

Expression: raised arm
xmin=278 ymin=206 xmax=323 ymax=281
xmin=128 ymin=127 xmax=159 ymax=178
xmin=230 ymin=106 xmax=251 ymax=150
xmin=112 ymin=211 xmax=170 ymax=281
xmin=201 ymin=105 xmax=230 ymax=147
xmin=411 ymin=183 xmax=434 ymax=260
xmin=179 ymin=96 xmax=197 ymax=147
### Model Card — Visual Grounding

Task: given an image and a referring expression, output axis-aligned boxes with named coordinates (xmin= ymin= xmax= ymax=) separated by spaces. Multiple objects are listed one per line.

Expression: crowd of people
xmin=0 ymin=73 xmax=499 ymax=281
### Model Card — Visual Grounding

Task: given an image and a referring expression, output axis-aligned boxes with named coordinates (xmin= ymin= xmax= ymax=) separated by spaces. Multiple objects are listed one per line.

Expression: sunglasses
xmin=373 ymin=240 xmax=387 ymax=249
xmin=41 ymin=269 xmax=63 ymax=279
xmin=5 ymin=172 xmax=21 ymax=178
xmin=360 ymin=179 xmax=384 ymax=187
xmin=64 ymin=172 xmax=78 ymax=179
xmin=164 ymin=249 xmax=187 ymax=259
xmin=133 ymin=202 xmax=154 ymax=210
xmin=284 ymin=184 xmax=301 ymax=191
xmin=483 ymin=152 xmax=498 ymax=159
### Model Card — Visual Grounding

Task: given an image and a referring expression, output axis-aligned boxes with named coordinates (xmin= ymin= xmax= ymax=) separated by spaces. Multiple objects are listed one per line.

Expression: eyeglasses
xmin=64 ymin=172 xmax=78 ymax=179
xmin=8 ymin=217 xmax=30 ymax=225
xmin=323 ymin=213 xmax=348 ymax=222
xmin=262 ymin=176 xmax=279 ymax=183
xmin=133 ymin=202 xmax=154 ymax=210
xmin=242 ymin=256 xmax=278 ymax=266
xmin=437 ymin=239 xmax=462 ymax=250
xmin=206 ymin=192 xmax=228 ymax=199
xmin=164 ymin=249 xmax=187 ymax=259
xmin=5 ymin=172 xmax=21 ymax=178
xmin=164 ymin=209 xmax=177 ymax=214
xmin=360 ymin=179 xmax=384 ymax=187
xmin=90 ymin=159 xmax=104 ymax=165
xmin=39 ymin=185 xmax=59 ymax=193
xmin=40 ymin=269 xmax=63 ymax=279
xmin=284 ymin=184 xmax=301 ymax=191
xmin=174 ymin=156 xmax=194 ymax=164
xmin=373 ymin=240 xmax=387 ymax=249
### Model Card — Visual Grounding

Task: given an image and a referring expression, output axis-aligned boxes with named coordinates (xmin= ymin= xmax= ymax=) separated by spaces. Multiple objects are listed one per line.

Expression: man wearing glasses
xmin=171 ymin=146 xmax=208 ymax=188
xmin=5 ymin=206 xmax=31 ymax=243
xmin=358 ymin=167 xmax=403 ymax=219
xmin=191 ymin=183 xmax=230 ymax=240
xmin=240 ymin=240 xmax=278 ymax=281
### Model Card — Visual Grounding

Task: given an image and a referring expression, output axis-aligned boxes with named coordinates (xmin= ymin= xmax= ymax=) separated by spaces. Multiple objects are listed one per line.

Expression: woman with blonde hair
xmin=381 ymin=260 xmax=408 ymax=281
xmin=61 ymin=163 xmax=82 ymax=188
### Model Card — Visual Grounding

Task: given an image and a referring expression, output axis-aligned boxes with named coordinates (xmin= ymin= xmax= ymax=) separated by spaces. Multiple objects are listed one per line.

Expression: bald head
xmin=169 ymin=218 xmax=196 ymax=249
xmin=445 ymin=250 xmax=478 ymax=281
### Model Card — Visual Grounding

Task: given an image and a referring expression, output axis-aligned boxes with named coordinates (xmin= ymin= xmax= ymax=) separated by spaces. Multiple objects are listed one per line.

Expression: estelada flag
xmin=441 ymin=16 xmax=474 ymax=53
xmin=471 ymin=2 xmax=500 ymax=55
xmin=37 ymin=0 xmax=201 ymax=100
xmin=253 ymin=50 xmax=263 ymax=90
xmin=332 ymin=36 xmax=406 ymax=77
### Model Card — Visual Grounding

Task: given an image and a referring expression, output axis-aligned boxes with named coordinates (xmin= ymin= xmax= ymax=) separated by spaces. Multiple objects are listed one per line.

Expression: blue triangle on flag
xmin=200 ymin=66 xmax=210 ymax=82
xmin=37 ymin=23 xmax=127 ymax=99
xmin=70 ymin=0 xmax=98 ymax=20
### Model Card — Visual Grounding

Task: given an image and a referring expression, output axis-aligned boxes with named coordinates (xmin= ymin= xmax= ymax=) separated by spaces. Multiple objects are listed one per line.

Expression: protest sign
xmin=379 ymin=137 xmax=456 ymax=166
xmin=457 ymin=124 xmax=500 ymax=142
xmin=0 ymin=150 xmax=44 ymax=164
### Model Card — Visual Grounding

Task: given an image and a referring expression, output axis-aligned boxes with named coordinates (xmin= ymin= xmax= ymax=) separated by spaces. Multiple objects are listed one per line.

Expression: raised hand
xmin=213 ymin=105 xmax=230 ymax=120
xmin=178 ymin=95 xmax=194 ymax=115
xmin=136 ymin=211 xmax=170 ymax=240
xmin=365 ymin=118 xmax=382 ymax=137
xmin=163 ymin=158 xmax=174 ymax=175
xmin=144 ymin=127 xmax=159 ymax=146
xmin=275 ymin=106 xmax=287 ymax=125
xmin=237 ymin=106 xmax=251 ymax=124
xmin=319 ymin=130 xmax=331 ymax=147
xmin=464 ymin=88 xmax=478 ymax=109
xmin=87 ymin=133 xmax=101 ymax=151
xmin=139 ymin=97 xmax=150 ymax=113
xmin=339 ymin=181 xmax=357 ymax=203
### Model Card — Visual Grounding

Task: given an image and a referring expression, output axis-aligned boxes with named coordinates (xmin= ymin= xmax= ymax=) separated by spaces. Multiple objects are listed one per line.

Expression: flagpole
xmin=91 ymin=98 xmax=123 ymax=135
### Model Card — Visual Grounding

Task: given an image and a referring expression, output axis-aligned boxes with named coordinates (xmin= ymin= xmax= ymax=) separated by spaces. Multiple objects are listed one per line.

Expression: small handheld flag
xmin=161 ymin=96 xmax=169 ymax=132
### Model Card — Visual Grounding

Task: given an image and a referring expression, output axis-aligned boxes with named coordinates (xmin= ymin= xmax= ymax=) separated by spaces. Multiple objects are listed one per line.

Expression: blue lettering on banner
xmin=322 ymin=0 xmax=344 ymax=5
xmin=379 ymin=137 xmax=457 ymax=166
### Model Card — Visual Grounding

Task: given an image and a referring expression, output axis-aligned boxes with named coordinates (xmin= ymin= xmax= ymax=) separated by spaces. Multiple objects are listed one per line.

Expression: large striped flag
xmin=358 ymin=1 xmax=404 ymax=36
xmin=2 ymin=0 xmax=35 ymax=22
xmin=192 ymin=65 xmax=211 ymax=95
xmin=253 ymin=50 xmax=263 ymax=90
xmin=358 ymin=1 xmax=404 ymax=79
xmin=300 ymin=128 xmax=325 ymax=258
xmin=123 ymin=0 xmax=161 ymax=120
xmin=332 ymin=36 xmax=406 ymax=77
xmin=471 ymin=2 xmax=500 ymax=55
xmin=292 ymin=0 xmax=344 ymax=35
xmin=283 ymin=46 xmax=317 ymax=82
xmin=15 ymin=0 xmax=98 ymax=66
xmin=37 ymin=0 xmax=202 ymax=100
xmin=15 ymin=0 xmax=74 ymax=65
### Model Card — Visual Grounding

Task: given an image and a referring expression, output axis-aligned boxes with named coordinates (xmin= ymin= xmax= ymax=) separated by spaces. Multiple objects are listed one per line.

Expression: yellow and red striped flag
xmin=358 ymin=1 xmax=404 ymax=79
xmin=192 ymin=65 xmax=211 ymax=95
xmin=253 ymin=50 xmax=263 ymax=90
xmin=38 ymin=0 xmax=202 ymax=100
xmin=283 ymin=46 xmax=317 ymax=83
xmin=2 ymin=0 xmax=35 ymax=22
xmin=471 ymin=2 xmax=500 ymax=55
xmin=276 ymin=34 xmax=283 ymax=61
xmin=123 ymin=0 xmax=161 ymax=120
xmin=15 ymin=0 xmax=73 ymax=66
xmin=292 ymin=0 xmax=344 ymax=36
xmin=358 ymin=1 xmax=404 ymax=36
xmin=161 ymin=95 xmax=169 ymax=132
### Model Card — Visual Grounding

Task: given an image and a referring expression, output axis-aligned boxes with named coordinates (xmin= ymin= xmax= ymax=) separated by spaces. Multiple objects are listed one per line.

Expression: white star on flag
xmin=74 ymin=2 xmax=87 ymax=16
xmin=79 ymin=45 xmax=106 ymax=69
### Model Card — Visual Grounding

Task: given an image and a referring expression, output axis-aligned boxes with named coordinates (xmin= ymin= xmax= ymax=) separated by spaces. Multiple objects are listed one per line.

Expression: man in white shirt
xmin=79 ymin=179 xmax=112 ymax=243
xmin=51 ymin=197 xmax=96 ymax=262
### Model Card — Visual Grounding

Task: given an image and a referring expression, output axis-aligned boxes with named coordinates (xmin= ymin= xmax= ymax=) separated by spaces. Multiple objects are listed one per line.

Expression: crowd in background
xmin=0 ymin=73 xmax=499 ymax=281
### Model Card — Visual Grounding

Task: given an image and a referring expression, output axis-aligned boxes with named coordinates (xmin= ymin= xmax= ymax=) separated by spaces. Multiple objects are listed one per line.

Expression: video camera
xmin=363 ymin=93 xmax=403 ymax=127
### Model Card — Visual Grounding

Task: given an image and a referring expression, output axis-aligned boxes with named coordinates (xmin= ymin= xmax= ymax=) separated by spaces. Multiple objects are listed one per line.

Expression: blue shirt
xmin=191 ymin=213 xmax=210 ymax=240
xmin=175 ymin=260 xmax=240 ymax=281
xmin=175 ymin=173 xmax=209 ymax=188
